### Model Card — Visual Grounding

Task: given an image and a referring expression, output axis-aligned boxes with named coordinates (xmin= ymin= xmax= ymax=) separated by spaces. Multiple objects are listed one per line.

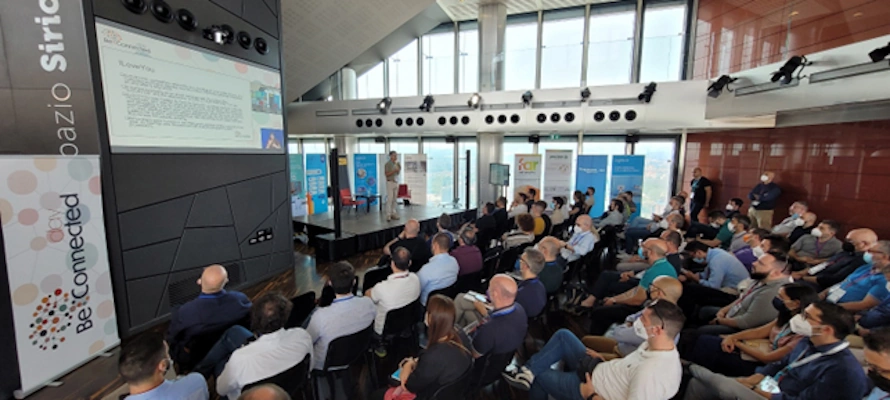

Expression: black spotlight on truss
xmin=419 ymin=95 xmax=434 ymax=112
xmin=637 ymin=82 xmax=656 ymax=103
xmin=707 ymin=75 xmax=738 ymax=98
xmin=580 ymin=87 xmax=591 ymax=101
xmin=869 ymin=43 xmax=890 ymax=63
xmin=377 ymin=97 xmax=392 ymax=114
xmin=467 ymin=93 xmax=482 ymax=109
xmin=771 ymin=55 xmax=810 ymax=84
xmin=521 ymin=91 xmax=533 ymax=106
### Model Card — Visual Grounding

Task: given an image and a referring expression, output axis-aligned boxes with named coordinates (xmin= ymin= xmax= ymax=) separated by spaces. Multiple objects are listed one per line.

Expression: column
xmin=478 ymin=2 xmax=506 ymax=92
xmin=478 ymin=133 xmax=504 ymax=203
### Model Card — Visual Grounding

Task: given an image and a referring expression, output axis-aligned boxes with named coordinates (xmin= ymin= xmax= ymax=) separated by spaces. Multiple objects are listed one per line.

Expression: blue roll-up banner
xmin=576 ymin=155 xmax=609 ymax=215
xmin=305 ymin=154 xmax=329 ymax=215
xmin=354 ymin=154 xmax=379 ymax=205
xmin=610 ymin=155 xmax=645 ymax=219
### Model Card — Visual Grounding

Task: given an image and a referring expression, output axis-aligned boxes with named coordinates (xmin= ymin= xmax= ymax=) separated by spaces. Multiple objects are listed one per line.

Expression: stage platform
xmin=293 ymin=205 xmax=477 ymax=261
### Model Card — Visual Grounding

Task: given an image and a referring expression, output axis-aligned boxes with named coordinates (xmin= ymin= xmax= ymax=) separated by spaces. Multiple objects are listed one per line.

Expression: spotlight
xmin=707 ymin=75 xmax=738 ymax=98
xmin=580 ymin=87 xmax=591 ymax=101
xmin=236 ymin=31 xmax=252 ymax=49
xmin=121 ymin=0 xmax=147 ymax=14
xmin=770 ymin=55 xmax=809 ymax=84
xmin=521 ymin=91 xmax=533 ymax=106
xmin=467 ymin=93 xmax=482 ymax=109
xmin=377 ymin=97 xmax=392 ymax=114
xmin=203 ymin=25 xmax=232 ymax=45
xmin=419 ymin=95 xmax=435 ymax=112
xmin=637 ymin=82 xmax=656 ymax=103
xmin=175 ymin=9 xmax=197 ymax=31
xmin=150 ymin=1 xmax=173 ymax=22
xmin=254 ymin=37 xmax=268 ymax=54
xmin=869 ymin=43 xmax=890 ymax=62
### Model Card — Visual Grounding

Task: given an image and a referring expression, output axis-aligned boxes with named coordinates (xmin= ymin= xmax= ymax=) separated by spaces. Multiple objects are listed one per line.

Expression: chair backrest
xmin=456 ymin=271 xmax=483 ymax=294
xmin=469 ymin=351 xmax=515 ymax=388
xmin=480 ymin=249 xmax=501 ymax=283
xmin=382 ymin=300 xmax=423 ymax=337
xmin=242 ymin=354 xmax=311 ymax=395
xmin=496 ymin=243 xmax=531 ymax=274
xmin=323 ymin=324 xmax=374 ymax=370
xmin=398 ymin=184 xmax=410 ymax=197
xmin=430 ymin=363 xmax=473 ymax=400
xmin=429 ymin=281 xmax=460 ymax=300
xmin=176 ymin=314 xmax=250 ymax=371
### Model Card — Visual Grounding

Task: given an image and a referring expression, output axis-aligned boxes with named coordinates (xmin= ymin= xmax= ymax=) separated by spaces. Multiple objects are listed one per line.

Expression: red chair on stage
xmin=340 ymin=188 xmax=366 ymax=213
xmin=397 ymin=184 xmax=411 ymax=207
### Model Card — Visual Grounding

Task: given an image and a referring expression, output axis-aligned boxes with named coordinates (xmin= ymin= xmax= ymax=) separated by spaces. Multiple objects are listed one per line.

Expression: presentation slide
xmin=95 ymin=21 xmax=284 ymax=152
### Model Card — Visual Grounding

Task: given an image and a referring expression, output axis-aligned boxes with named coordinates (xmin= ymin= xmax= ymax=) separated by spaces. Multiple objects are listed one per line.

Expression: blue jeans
xmin=528 ymin=329 xmax=597 ymax=400
xmin=193 ymin=325 xmax=254 ymax=378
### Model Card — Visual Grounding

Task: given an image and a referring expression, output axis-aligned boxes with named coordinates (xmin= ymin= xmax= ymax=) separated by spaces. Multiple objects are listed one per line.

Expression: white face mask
xmin=576 ymin=225 xmax=583 ymax=232
xmin=725 ymin=204 xmax=734 ymax=211
xmin=727 ymin=222 xmax=736 ymax=232
xmin=794 ymin=219 xmax=805 ymax=227
xmin=658 ymin=219 xmax=669 ymax=229
xmin=633 ymin=318 xmax=649 ymax=339
xmin=710 ymin=222 xmax=721 ymax=228
xmin=885 ymin=281 xmax=890 ymax=292
xmin=760 ymin=174 xmax=769 ymax=183
xmin=811 ymin=228 xmax=823 ymax=238
xmin=753 ymin=246 xmax=765 ymax=258
xmin=789 ymin=314 xmax=815 ymax=337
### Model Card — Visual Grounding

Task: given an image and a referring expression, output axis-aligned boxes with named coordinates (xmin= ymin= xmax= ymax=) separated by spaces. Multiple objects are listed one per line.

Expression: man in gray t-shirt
xmin=790 ymin=220 xmax=843 ymax=268
xmin=384 ymin=151 xmax=401 ymax=221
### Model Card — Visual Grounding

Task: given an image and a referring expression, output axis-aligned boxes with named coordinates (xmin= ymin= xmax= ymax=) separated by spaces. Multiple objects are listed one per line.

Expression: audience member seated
xmin=451 ymin=226 xmax=483 ymax=276
xmin=662 ymin=230 xmax=685 ymax=272
xmin=503 ymin=213 xmax=536 ymax=250
xmin=581 ymin=276 xmax=683 ymax=359
xmin=593 ymin=198 xmax=626 ymax=229
xmin=509 ymin=193 xmax=530 ymax=218
xmin=687 ymin=283 xmax=818 ymax=377
xmin=685 ymin=210 xmax=728 ymax=243
xmin=788 ymin=211 xmax=818 ymax=247
xmin=494 ymin=196 xmax=510 ymax=233
xmin=474 ymin=202 xmax=497 ymax=238
xmin=683 ymin=301 xmax=867 ymax=400
xmin=305 ymin=261 xmax=375 ymax=371
xmin=418 ymin=233 xmax=460 ymax=305
xmin=617 ymin=225 xmax=683 ymax=273
xmin=427 ymin=213 xmax=455 ymax=250
xmin=723 ymin=197 xmax=744 ymax=218
xmin=457 ymin=249 xmax=547 ymax=325
xmin=382 ymin=219 xmax=432 ymax=272
xmin=695 ymin=213 xmax=741 ymax=250
xmin=468 ymin=274 xmax=528 ymax=357
xmin=733 ymin=229 xmax=770 ymax=271
xmin=119 ymin=333 xmax=209 ymax=400
xmin=584 ymin=187 xmax=596 ymax=210
xmin=728 ymin=215 xmax=753 ymax=253
xmin=856 ymin=264 xmax=890 ymax=335
xmin=570 ymin=190 xmax=587 ymax=219
xmin=167 ymin=264 xmax=251 ymax=368
xmin=504 ymin=301 xmax=685 ymax=400
xmin=619 ymin=191 xmax=637 ymax=219
xmin=215 ymin=293 xmax=313 ymax=400
xmin=559 ymin=215 xmax=598 ymax=263
xmin=365 ymin=247 xmax=421 ymax=335
xmin=537 ymin=237 xmax=568 ymax=294
xmin=624 ymin=196 xmax=684 ymax=252
xmin=822 ymin=240 xmax=890 ymax=312
xmin=795 ymin=228 xmax=876 ymax=289
xmin=771 ymin=201 xmax=809 ymax=237
xmin=863 ymin=327 xmax=890 ymax=400
xmin=551 ymin=196 xmax=569 ymax=227
xmin=789 ymin=219 xmax=842 ymax=270
xmin=531 ymin=201 xmax=551 ymax=237
xmin=677 ymin=241 xmax=749 ymax=318
xmin=237 ymin=384 xmax=290 ymax=400
xmin=370 ymin=295 xmax=473 ymax=400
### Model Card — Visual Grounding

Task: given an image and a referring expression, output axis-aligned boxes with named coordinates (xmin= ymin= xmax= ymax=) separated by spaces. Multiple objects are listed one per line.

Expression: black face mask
xmin=869 ymin=369 xmax=890 ymax=393
xmin=772 ymin=297 xmax=788 ymax=313
xmin=842 ymin=242 xmax=856 ymax=254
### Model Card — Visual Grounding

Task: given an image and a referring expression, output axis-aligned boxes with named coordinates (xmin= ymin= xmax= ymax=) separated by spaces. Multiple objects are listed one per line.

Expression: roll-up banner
xmin=576 ymin=155 xmax=609 ymax=215
xmin=610 ymin=155 xmax=645 ymax=219
xmin=543 ymin=150 xmax=573 ymax=201
xmin=305 ymin=154 xmax=329 ymax=215
xmin=403 ymin=154 xmax=427 ymax=205
xmin=513 ymin=154 xmax=542 ymax=201
xmin=354 ymin=154 xmax=379 ymax=205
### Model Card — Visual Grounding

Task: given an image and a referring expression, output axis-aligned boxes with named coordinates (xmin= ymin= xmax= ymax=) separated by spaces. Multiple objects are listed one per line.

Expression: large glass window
xmin=422 ymin=27 xmax=455 ymax=95
xmin=501 ymin=137 xmax=535 ymax=202
xmin=423 ymin=140 xmax=455 ymax=206
xmin=639 ymin=3 xmax=686 ymax=83
xmin=458 ymin=22 xmax=479 ymax=93
xmin=538 ymin=138 xmax=578 ymax=200
xmin=388 ymin=138 xmax=419 ymax=155
xmin=586 ymin=7 xmax=635 ymax=86
xmin=357 ymin=138 xmax=384 ymax=154
xmin=301 ymin=139 xmax=326 ymax=154
xmin=504 ymin=18 xmax=538 ymax=91
xmin=356 ymin=62 xmax=384 ymax=100
xmin=541 ymin=11 xmax=584 ymax=89
xmin=388 ymin=39 xmax=419 ymax=97
xmin=457 ymin=138 xmax=478 ymax=208
xmin=634 ymin=138 xmax=678 ymax=219
xmin=287 ymin=139 xmax=299 ymax=154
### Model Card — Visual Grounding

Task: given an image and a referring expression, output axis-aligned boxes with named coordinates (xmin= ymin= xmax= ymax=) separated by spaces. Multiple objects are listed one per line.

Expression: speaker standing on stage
xmin=385 ymin=151 xmax=401 ymax=221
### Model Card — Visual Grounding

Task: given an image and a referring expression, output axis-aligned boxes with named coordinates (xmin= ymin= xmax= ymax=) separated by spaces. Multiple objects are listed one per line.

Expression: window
xmin=458 ymin=138 xmax=478 ymax=207
xmin=422 ymin=27 xmax=455 ymax=95
xmin=541 ymin=11 xmax=584 ymax=89
xmin=287 ymin=139 xmax=299 ymax=154
xmin=587 ymin=7 xmax=635 ymax=86
xmin=501 ymin=137 xmax=535 ymax=202
xmin=458 ymin=23 xmax=479 ymax=93
xmin=356 ymin=62 xmax=384 ymax=100
xmin=388 ymin=138 xmax=419 ymax=155
xmin=357 ymin=138 xmax=384 ymax=154
xmin=301 ymin=139 xmax=326 ymax=154
xmin=639 ymin=3 xmax=687 ymax=83
xmin=504 ymin=18 xmax=538 ymax=91
xmin=538 ymin=138 xmax=578 ymax=200
xmin=388 ymin=39 xmax=419 ymax=97
xmin=423 ymin=140 xmax=455 ymax=206
xmin=634 ymin=138 xmax=678 ymax=219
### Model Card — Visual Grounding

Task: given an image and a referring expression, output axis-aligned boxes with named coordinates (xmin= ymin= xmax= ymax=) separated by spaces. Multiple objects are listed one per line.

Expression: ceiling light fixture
xmin=419 ymin=95 xmax=435 ymax=112
xmin=707 ymin=75 xmax=738 ymax=98
xmin=869 ymin=43 xmax=890 ymax=63
xmin=580 ymin=87 xmax=591 ymax=101
xmin=467 ymin=93 xmax=482 ymax=109
xmin=638 ymin=82 xmax=657 ymax=103
xmin=377 ymin=97 xmax=392 ymax=114
xmin=771 ymin=55 xmax=810 ymax=84
xmin=521 ymin=91 xmax=533 ymax=106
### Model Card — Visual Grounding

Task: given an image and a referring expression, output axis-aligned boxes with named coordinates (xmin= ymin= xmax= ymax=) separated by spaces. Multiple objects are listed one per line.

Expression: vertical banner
xmin=513 ymin=154 xmax=542 ymax=200
xmin=543 ymin=150 xmax=573 ymax=201
xmin=403 ymin=154 xmax=427 ymax=205
xmin=576 ymin=155 xmax=609 ymax=214
xmin=610 ymin=155 xmax=645 ymax=219
xmin=354 ymin=154 xmax=379 ymax=205
xmin=288 ymin=153 xmax=307 ymax=217
xmin=0 ymin=157 xmax=118 ymax=395
xmin=305 ymin=154 xmax=329 ymax=215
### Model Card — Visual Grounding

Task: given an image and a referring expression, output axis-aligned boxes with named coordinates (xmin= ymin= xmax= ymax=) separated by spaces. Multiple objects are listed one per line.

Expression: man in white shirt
xmin=216 ymin=293 xmax=313 ymax=400
xmin=365 ymin=246 xmax=421 ymax=335
xmin=417 ymin=233 xmax=460 ymax=305
xmin=504 ymin=300 xmax=684 ymax=400
xmin=560 ymin=215 xmax=598 ymax=262
xmin=771 ymin=201 xmax=808 ymax=236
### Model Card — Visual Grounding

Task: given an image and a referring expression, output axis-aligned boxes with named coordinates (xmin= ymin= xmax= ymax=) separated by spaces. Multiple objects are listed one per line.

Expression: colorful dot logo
xmin=27 ymin=288 xmax=89 ymax=351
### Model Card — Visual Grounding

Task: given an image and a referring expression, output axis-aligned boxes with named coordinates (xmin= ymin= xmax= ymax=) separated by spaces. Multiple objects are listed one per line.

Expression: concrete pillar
xmin=478 ymin=2 xmax=506 ymax=92
xmin=478 ymin=132 xmax=504 ymax=203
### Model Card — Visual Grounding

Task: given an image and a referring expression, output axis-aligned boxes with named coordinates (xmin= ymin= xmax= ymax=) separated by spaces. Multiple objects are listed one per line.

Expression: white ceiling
xmin=436 ymin=0 xmax=619 ymax=21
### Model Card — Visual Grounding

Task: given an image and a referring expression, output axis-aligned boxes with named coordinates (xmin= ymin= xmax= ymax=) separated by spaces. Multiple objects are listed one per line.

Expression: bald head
xmin=199 ymin=264 xmax=228 ymax=294
xmin=489 ymin=274 xmax=518 ymax=309
xmin=848 ymin=228 xmax=878 ymax=253
xmin=238 ymin=384 xmax=291 ymax=400
xmin=763 ymin=171 xmax=775 ymax=183
xmin=405 ymin=219 xmax=420 ymax=235
xmin=537 ymin=237 xmax=561 ymax=262
xmin=576 ymin=215 xmax=592 ymax=231
xmin=651 ymin=276 xmax=683 ymax=304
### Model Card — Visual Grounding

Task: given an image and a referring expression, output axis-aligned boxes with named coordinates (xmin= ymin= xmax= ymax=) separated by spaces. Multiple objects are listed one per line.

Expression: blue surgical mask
xmin=638 ymin=247 xmax=647 ymax=259
xmin=693 ymin=257 xmax=706 ymax=264
xmin=864 ymin=252 xmax=874 ymax=264
xmin=791 ymin=213 xmax=800 ymax=219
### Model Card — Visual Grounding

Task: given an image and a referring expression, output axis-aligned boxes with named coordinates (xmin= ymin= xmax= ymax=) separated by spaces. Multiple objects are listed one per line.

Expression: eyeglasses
xmin=646 ymin=300 xmax=666 ymax=330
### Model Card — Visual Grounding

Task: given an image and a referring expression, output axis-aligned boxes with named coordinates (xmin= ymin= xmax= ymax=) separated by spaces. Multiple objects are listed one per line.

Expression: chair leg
xmin=327 ymin=373 xmax=336 ymax=400
xmin=313 ymin=375 xmax=320 ymax=400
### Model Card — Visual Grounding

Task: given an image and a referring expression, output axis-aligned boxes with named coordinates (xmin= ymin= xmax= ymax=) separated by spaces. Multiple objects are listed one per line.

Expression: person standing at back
xmin=385 ymin=151 xmax=401 ymax=221
xmin=747 ymin=171 xmax=781 ymax=229
xmin=689 ymin=168 xmax=712 ymax=224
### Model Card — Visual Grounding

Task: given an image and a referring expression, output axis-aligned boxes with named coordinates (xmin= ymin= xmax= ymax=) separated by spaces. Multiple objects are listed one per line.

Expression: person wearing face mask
xmin=625 ymin=196 xmax=685 ymax=254
xmin=855 ymin=266 xmax=890 ymax=337
xmin=505 ymin=300 xmax=685 ymax=400
xmin=795 ymin=228 xmax=876 ymax=289
xmin=789 ymin=220 xmax=843 ymax=270
xmin=733 ymin=229 xmax=771 ymax=271
xmin=724 ymin=198 xmax=745 ymax=219
xmin=728 ymin=215 xmax=754 ymax=253
xmin=686 ymin=283 xmax=818 ymax=377
xmin=559 ymin=215 xmax=599 ymax=262
xmin=682 ymin=301 xmax=867 ymax=400
xmin=821 ymin=241 xmax=890 ymax=312
xmin=747 ymin=171 xmax=782 ymax=229
xmin=771 ymin=201 xmax=809 ymax=237
xmin=676 ymin=241 xmax=750 ymax=321
xmin=119 ymin=333 xmax=209 ymax=400
xmin=862 ymin=327 xmax=890 ymax=400
xmin=685 ymin=211 xmax=730 ymax=245
xmin=787 ymin=211 xmax=818 ymax=248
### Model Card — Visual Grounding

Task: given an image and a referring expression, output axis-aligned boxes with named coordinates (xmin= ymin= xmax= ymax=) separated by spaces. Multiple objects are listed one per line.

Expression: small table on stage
xmin=356 ymin=194 xmax=383 ymax=213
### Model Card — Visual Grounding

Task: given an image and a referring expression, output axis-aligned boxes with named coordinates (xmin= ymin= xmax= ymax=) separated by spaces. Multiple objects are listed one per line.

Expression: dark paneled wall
xmin=682 ymin=119 xmax=890 ymax=238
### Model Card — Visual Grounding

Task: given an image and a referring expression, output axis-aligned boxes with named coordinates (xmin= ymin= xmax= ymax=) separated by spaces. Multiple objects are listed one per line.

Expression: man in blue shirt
xmin=864 ymin=327 xmax=890 ymax=400
xmin=470 ymin=274 xmax=528 ymax=357
xmin=417 ymin=233 xmax=460 ymax=305
xmin=677 ymin=242 xmax=750 ymax=324
xmin=747 ymin=171 xmax=782 ymax=229
xmin=119 ymin=333 xmax=209 ymax=400
xmin=823 ymin=240 xmax=890 ymax=312
xmin=683 ymin=301 xmax=867 ymax=400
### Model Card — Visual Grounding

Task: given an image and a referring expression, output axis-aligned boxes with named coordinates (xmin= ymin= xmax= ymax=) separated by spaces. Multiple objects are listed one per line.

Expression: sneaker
xmin=374 ymin=345 xmax=387 ymax=358
xmin=502 ymin=365 xmax=534 ymax=391
xmin=392 ymin=214 xmax=401 ymax=220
